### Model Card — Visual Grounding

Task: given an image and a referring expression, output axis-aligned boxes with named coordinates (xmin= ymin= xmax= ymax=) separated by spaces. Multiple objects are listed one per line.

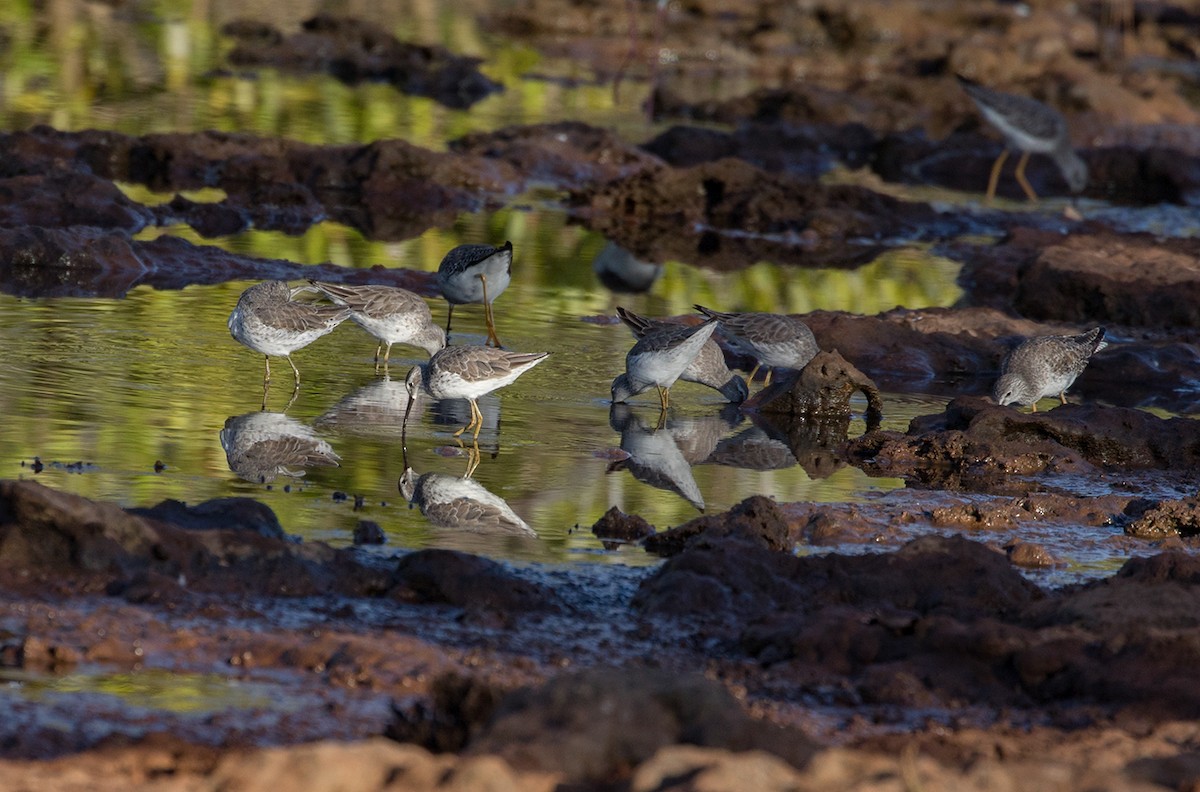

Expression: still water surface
xmin=0 ymin=0 xmax=1168 ymax=576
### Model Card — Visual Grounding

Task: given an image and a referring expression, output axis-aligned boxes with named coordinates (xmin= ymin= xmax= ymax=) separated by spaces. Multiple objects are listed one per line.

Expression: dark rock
xmin=129 ymin=498 xmax=288 ymax=540
xmin=466 ymin=667 xmax=816 ymax=781
xmin=392 ymin=549 xmax=563 ymax=614
xmin=750 ymin=349 xmax=882 ymax=422
xmin=386 ymin=672 xmax=505 ymax=753
xmin=643 ymin=495 xmax=793 ymax=558
xmin=352 ymin=520 xmax=387 ymax=545
xmin=590 ymin=506 xmax=654 ymax=545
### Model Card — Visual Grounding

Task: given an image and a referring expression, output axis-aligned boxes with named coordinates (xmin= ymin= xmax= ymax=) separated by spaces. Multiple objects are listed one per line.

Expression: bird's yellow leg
xmin=1030 ymin=401 xmax=1038 ymax=413
xmin=748 ymin=363 xmax=761 ymax=384
xmin=1060 ymin=392 xmax=1068 ymax=405
xmin=464 ymin=442 xmax=481 ymax=478
xmin=286 ymin=355 xmax=301 ymax=389
xmin=480 ymin=274 xmax=502 ymax=348
xmin=1014 ymin=150 xmax=1039 ymax=202
xmin=985 ymin=148 xmax=1011 ymax=204
xmin=470 ymin=398 xmax=485 ymax=441
xmin=763 ymin=369 xmax=773 ymax=388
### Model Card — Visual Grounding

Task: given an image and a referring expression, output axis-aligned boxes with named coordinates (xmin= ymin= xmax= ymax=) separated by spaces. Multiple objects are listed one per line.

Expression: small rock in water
xmin=353 ymin=520 xmax=386 ymax=545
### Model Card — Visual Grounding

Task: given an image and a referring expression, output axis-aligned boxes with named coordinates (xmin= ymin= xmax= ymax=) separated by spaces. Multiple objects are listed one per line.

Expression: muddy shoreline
xmin=4 ymin=0 xmax=1200 ymax=788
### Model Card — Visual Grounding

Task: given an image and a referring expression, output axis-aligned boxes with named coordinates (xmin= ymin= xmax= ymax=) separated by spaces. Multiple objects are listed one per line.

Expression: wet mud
xmin=5 ymin=0 xmax=1200 ymax=789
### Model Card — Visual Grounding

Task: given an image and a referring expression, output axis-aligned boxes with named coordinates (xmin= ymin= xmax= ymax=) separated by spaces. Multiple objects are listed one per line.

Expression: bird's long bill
xmin=402 ymin=394 xmax=415 ymax=446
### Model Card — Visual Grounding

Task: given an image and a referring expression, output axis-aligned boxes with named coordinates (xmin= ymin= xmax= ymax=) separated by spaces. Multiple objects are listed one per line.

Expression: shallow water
xmin=0 ymin=0 xmax=1190 ymax=581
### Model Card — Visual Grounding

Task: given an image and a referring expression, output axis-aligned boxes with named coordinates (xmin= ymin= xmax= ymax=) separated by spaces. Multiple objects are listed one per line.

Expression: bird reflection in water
xmin=220 ymin=411 xmax=341 ymax=484
xmin=398 ymin=443 xmax=536 ymax=537
xmin=315 ymin=375 xmax=422 ymax=438
xmin=606 ymin=403 xmax=741 ymax=512
xmin=592 ymin=241 xmax=663 ymax=294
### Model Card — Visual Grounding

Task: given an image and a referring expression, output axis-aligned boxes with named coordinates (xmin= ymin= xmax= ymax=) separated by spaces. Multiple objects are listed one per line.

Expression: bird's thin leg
xmin=1059 ymin=391 xmax=1068 ymax=405
xmin=480 ymin=274 xmax=502 ymax=348
xmin=283 ymin=386 xmax=299 ymax=413
xmin=264 ymin=355 xmax=272 ymax=385
xmin=374 ymin=343 xmax=383 ymax=372
xmin=1031 ymin=402 xmax=1039 ymax=413
xmin=985 ymin=148 xmax=1011 ymax=204
xmin=1014 ymin=150 xmax=1039 ymax=202
xmin=445 ymin=304 xmax=454 ymax=337
xmin=287 ymin=355 xmax=301 ymax=390
xmin=657 ymin=385 xmax=670 ymax=411
xmin=471 ymin=399 xmax=485 ymax=442
xmin=464 ymin=442 xmax=481 ymax=479
xmin=747 ymin=362 xmax=761 ymax=384
xmin=763 ymin=368 xmax=773 ymax=388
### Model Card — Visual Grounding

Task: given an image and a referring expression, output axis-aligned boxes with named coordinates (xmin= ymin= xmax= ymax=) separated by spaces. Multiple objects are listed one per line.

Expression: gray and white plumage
xmin=227 ymin=280 xmax=351 ymax=386
xmin=400 ymin=467 xmax=535 ymax=536
xmin=220 ymin=411 xmax=340 ymax=483
xmin=404 ymin=345 xmax=549 ymax=439
xmin=616 ymin=307 xmax=748 ymax=403
xmin=307 ymin=280 xmax=445 ymax=363
xmin=957 ymin=74 xmax=1088 ymax=196
xmin=693 ymin=305 xmax=819 ymax=376
xmin=436 ymin=241 xmax=513 ymax=347
xmin=993 ymin=327 xmax=1107 ymax=410
xmin=607 ymin=404 xmax=706 ymax=511
xmin=610 ymin=316 xmax=719 ymax=408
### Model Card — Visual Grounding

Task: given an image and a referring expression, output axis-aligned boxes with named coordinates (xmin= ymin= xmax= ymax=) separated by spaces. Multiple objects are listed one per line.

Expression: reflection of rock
xmin=399 ymin=466 xmax=535 ymax=537
xmin=220 ymin=411 xmax=340 ymax=484
xmin=752 ymin=349 xmax=882 ymax=423
xmin=739 ymin=412 xmax=851 ymax=480
xmin=592 ymin=241 xmax=662 ymax=293
xmin=607 ymin=404 xmax=739 ymax=511
xmin=224 ymin=15 xmax=503 ymax=110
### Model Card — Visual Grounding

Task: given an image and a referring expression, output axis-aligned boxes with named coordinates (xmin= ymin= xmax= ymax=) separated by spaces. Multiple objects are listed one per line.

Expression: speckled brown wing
xmin=423 ymin=497 xmax=531 ymax=535
xmin=261 ymin=294 xmax=350 ymax=333
xmin=434 ymin=345 xmax=548 ymax=383
xmin=310 ymin=281 xmax=427 ymax=320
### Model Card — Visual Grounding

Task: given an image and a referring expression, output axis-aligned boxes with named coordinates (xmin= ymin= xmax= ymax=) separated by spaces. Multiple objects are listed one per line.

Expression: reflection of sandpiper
xmin=993 ymin=327 xmax=1107 ymax=412
xmin=437 ymin=241 xmax=513 ymax=347
xmin=315 ymin=377 xmax=416 ymax=437
xmin=957 ymin=74 xmax=1088 ymax=203
xmin=694 ymin=305 xmax=819 ymax=387
xmin=607 ymin=403 xmax=726 ymax=512
xmin=220 ymin=411 xmax=340 ymax=484
xmin=306 ymin=280 xmax=445 ymax=370
xmin=611 ymin=315 xmax=718 ymax=410
xmin=403 ymin=345 xmax=550 ymax=441
xmin=592 ymin=242 xmax=662 ymax=294
xmin=399 ymin=453 xmax=536 ymax=537
xmin=227 ymin=280 xmax=351 ymax=407
xmin=616 ymin=307 xmax=748 ymax=403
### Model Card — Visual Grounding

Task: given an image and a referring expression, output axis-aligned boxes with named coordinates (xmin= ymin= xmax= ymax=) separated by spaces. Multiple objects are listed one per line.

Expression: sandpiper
xmin=436 ymin=241 xmax=513 ymax=347
xmin=957 ymin=74 xmax=1088 ymax=203
xmin=693 ymin=305 xmax=819 ymax=387
xmin=611 ymin=315 xmax=718 ymax=410
xmin=227 ymin=280 xmax=351 ymax=402
xmin=403 ymin=344 xmax=549 ymax=440
xmin=993 ymin=327 xmax=1107 ymax=412
xmin=616 ymin=307 xmax=748 ymax=403
xmin=307 ymin=280 xmax=445 ymax=369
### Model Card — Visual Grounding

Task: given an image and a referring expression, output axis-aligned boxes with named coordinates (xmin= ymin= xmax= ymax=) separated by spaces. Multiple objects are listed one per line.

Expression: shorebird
xmin=615 ymin=307 xmax=748 ymax=403
xmin=436 ymin=241 xmax=513 ymax=347
xmin=611 ymin=315 xmax=718 ymax=410
xmin=307 ymin=280 xmax=445 ymax=369
xmin=592 ymin=242 xmax=662 ymax=294
xmin=403 ymin=344 xmax=549 ymax=441
xmin=693 ymin=305 xmax=819 ymax=387
xmin=993 ymin=327 xmax=1107 ymax=412
xmin=956 ymin=74 xmax=1088 ymax=203
xmin=227 ymin=281 xmax=351 ymax=404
